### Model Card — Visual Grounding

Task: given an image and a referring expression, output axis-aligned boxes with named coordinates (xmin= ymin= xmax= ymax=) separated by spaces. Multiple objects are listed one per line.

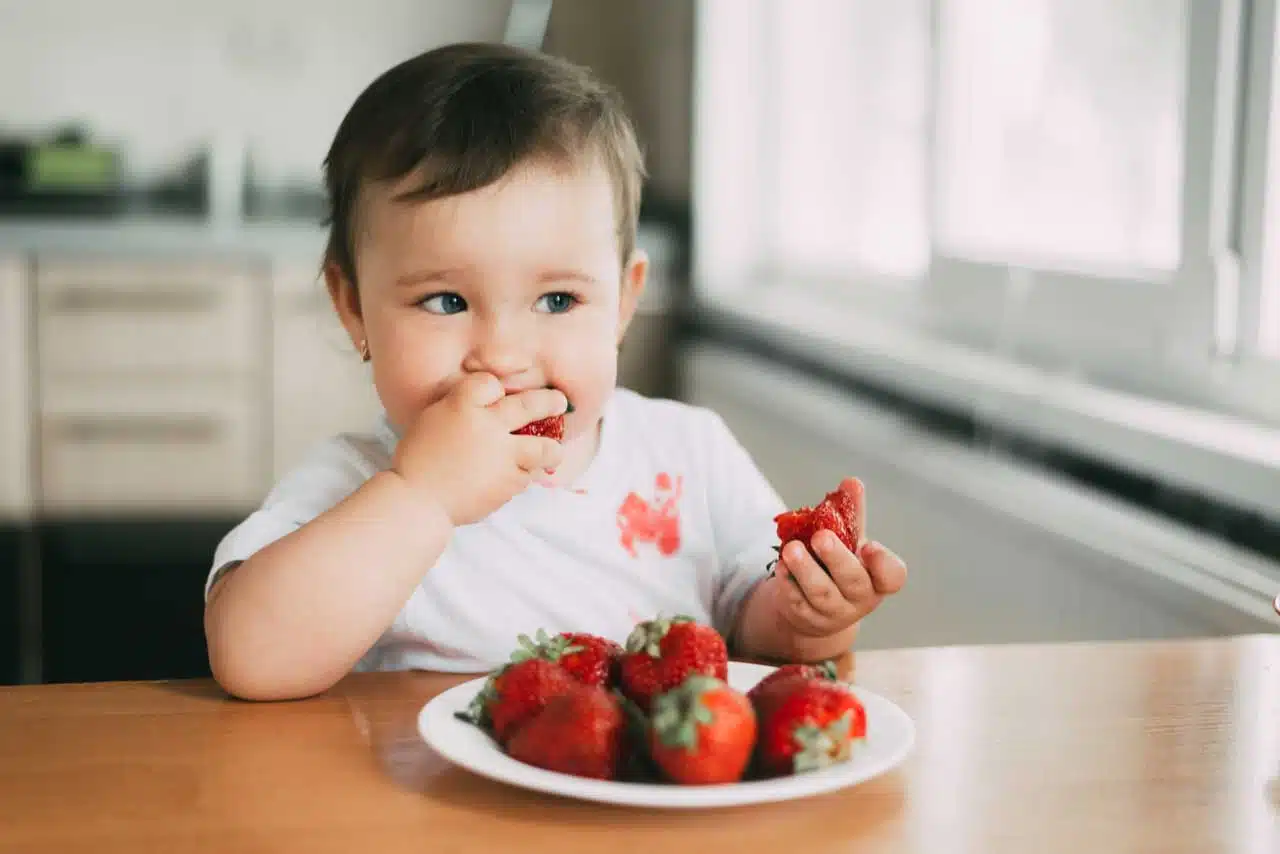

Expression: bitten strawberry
xmin=457 ymin=658 xmax=577 ymax=744
xmin=619 ymin=616 xmax=729 ymax=711
xmin=771 ymin=480 xmax=861 ymax=574
xmin=649 ymin=675 xmax=757 ymax=784
xmin=506 ymin=683 xmax=625 ymax=780
xmin=745 ymin=660 xmax=839 ymax=704
xmin=514 ymin=415 xmax=565 ymax=441
xmin=752 ymin=674 xmax=867 ymax=777
xmin=510 ymin=629 xmax=623 ymax=688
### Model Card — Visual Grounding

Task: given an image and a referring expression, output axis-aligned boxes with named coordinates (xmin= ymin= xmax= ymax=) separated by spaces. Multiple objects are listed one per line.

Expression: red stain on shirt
xmin=617 ymin=473 xmax=683 ymax=557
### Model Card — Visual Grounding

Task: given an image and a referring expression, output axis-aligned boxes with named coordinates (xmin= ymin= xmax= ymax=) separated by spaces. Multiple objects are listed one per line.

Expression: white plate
xmin=417 ymin=661 xmax=915 ymax=808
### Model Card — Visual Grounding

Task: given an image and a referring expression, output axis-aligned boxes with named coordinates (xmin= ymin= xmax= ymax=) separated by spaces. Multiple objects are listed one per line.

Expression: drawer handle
xmin=46 ymin=415 xmax=224 ymax=444
xmin=47 ymin=287 xmax=220 ymax=314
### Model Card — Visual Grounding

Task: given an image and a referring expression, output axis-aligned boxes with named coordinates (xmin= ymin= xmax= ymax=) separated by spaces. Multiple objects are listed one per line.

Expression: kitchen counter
xmin=1 ymin=635 xmax=1276 ymax=853
xmin=0 ymin=213 xmax=680 ymax=266
xmin=0 ymin=214 xmax=328 ymax=262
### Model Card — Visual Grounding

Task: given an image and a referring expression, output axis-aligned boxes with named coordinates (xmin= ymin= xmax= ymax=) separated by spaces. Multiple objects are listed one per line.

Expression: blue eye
xmin=536 ymin=292 xmax=578 ymax=314
xmin=420 ymin=293 xmax=467 ymax=315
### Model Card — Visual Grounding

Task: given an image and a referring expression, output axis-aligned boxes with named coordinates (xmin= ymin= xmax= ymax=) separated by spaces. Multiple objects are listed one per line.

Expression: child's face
xmin=328 ymin=156 xmax=646 ymax=442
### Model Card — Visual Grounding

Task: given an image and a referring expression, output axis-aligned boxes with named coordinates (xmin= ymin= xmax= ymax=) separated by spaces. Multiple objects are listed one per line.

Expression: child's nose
xmin=463 ymin=317 xmax=535 ymax=379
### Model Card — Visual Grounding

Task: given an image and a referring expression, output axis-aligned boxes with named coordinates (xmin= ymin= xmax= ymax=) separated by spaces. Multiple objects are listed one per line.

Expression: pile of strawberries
xmin=456 ymin=615 xmax=867 ymax=784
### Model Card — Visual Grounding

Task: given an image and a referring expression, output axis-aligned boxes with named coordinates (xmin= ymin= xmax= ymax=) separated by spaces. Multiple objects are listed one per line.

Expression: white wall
xmin=0 ymin=0 xmax=512 ymax=186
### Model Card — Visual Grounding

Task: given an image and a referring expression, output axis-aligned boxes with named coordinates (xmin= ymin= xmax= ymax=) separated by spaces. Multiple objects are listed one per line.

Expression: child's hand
xmin=391 ymin=373 xmax=567 ymax=525
xmin=772 ymin=480 xmax=907 ymax=637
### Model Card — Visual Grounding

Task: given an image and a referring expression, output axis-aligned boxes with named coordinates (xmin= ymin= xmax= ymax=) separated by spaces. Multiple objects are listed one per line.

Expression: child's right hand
xmin=390 ymin=373 xmax=567 ymax=525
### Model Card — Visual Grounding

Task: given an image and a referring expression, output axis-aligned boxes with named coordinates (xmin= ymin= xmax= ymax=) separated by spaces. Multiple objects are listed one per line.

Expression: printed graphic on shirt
xmin=617 ymin=472 xmax=683 ymax=558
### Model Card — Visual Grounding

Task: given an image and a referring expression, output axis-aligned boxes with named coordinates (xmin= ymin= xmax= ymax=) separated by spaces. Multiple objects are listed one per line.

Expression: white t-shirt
xmin=207 ymin=388 xmax=785 ymax=673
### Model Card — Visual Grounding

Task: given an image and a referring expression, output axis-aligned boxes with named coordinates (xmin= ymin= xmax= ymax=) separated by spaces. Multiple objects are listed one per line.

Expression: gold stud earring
xmin=358 ymin=339 xmax=370 ymax=362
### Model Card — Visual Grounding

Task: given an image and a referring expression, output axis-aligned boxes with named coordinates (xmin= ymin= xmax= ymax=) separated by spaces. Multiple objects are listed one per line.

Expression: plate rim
xmin=416 ymin=660 xmax=915 ymax=809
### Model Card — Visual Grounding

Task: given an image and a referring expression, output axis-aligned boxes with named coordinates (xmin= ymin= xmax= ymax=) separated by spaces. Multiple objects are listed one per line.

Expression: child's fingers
xmin=840 ymin=476 xmax=867 ymax=546
xmin=860 ymin=541 xmax=908 ymax=595
xmin=492 ymin=387 xmax=569 ymax=430
xmin=454 ymin=371 xmax=505 ymax=406
xmin=779 ymin=575 xmax=831 ymax=635
xmin=812 ymin=530 xmax=877 ymax=607
xmin=781 ymin=541 xmax=846 ymax=618
xmin=513 ymin=436 xmax=563 ymax=473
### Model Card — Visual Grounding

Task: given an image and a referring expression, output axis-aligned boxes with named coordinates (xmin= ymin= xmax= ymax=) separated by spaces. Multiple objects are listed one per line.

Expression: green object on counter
xmin=28 ymin=144 xmax=118 ymax=190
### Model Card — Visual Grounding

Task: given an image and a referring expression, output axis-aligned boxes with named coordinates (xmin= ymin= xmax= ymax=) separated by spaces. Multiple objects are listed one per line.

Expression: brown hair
xmin=322 ymin=42 xmax=646 ymax=286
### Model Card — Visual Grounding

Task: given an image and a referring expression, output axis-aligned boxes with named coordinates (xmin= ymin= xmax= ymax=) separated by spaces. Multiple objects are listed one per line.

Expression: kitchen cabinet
xmin=34 ymin=258 xmax=270 ymax=516
xmin=30 ymin=256 xmax=269 ymax=683
xmin=0 ymin=256 xmax=30 ymax=685
xmin=39 ymin=518 xmax=228 ymax=683
xmin=0 ymin=526 xmax=19 ymax=685
xmin=271 ymin=264 xmax=382 ymax=480
xmin=0 ymin=256 xmax=32 ymax=521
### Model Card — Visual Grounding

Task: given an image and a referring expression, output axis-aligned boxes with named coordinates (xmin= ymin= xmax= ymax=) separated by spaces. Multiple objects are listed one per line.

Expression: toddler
xmin=203 ymin=42 xmax=907 ymax=701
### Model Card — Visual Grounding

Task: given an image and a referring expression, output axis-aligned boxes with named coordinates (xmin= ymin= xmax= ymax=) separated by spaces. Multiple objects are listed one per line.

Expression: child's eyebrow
xmin=395 ymin=268 xmax=466 ymax=288
xmin=536 ymin=269 xmax=600 ymax=286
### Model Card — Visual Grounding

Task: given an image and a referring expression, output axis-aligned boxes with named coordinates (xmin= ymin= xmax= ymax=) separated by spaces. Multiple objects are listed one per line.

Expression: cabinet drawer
xmin=36 ymin=259 xmax=265 ymax=376
xmin=38 ymin=378 xmax=265 ymax=514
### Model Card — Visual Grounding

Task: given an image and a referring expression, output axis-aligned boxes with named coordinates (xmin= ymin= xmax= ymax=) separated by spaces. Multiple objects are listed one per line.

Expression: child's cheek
xmin=548 ymin=331 xmax=619 ymax=436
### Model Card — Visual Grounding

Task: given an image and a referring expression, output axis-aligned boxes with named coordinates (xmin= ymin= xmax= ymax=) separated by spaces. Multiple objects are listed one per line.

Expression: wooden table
xmin=2 ymin=635 xmax=1277 ymax=853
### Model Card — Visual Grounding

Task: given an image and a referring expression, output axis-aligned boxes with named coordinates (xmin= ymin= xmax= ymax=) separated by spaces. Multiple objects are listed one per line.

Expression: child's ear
xmin=617 ymin=248 xmax=649 ymax=346
xmin=324 ymin=260 xmax=368 ymax=358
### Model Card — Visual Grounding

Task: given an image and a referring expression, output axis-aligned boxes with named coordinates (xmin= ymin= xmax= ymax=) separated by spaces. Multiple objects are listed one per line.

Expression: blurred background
xmin=0 ymin=0 xmax=1276 ymax=686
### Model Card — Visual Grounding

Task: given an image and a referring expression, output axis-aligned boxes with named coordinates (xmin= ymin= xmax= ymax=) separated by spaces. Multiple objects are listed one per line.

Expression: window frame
xmin=693 ymin=0 xmax=1280 ymax=424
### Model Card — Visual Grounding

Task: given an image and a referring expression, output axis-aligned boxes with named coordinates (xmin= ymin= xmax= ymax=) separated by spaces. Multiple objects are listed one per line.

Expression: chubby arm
xmin=205 ymin=471 xmax=452 ymax=701
xmin=204 ymin=377 xmax=566 ymax=702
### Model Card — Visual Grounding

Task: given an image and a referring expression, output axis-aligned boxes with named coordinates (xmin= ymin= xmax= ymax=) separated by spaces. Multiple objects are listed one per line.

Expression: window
xmin=695 ymin=0 xmax=1276 ymax=411
xmin=935 ymin=0 xmax=1185 ymax=274
xmin=769 ymin=0 xmax=931 ymax=280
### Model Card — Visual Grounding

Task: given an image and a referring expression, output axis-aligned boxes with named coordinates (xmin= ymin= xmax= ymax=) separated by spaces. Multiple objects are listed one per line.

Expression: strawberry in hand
xmin=768 ymin=477 xmax=907 ymax=641
xmin=649 ymin=675 xmax=757 ymax=784
xmin=513 ymin=415 xmax=565 ymax=441
xmin=513 ymin=390 xmax=574 ymax=441
xmin=772 ymin=479 xmax=862 ymax=575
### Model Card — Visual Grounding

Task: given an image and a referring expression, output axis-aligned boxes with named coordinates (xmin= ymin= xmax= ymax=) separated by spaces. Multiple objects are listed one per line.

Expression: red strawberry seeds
xmin=459 ymin=657 xmax=578 ymax=745
xmin=510 ymin=629 xmax=622 ymax=688
xmin=513 ymin=415 xmax=565 ymax=441
xmin=619 ymin=616 xmax=728 ymax=712
xmin=649 ymin=674 xmax=757 ymax=784
xmin=505 ymin=683 xmax=626 ymax=780
xmin=752 ymin=674 xmax=867 ymax=777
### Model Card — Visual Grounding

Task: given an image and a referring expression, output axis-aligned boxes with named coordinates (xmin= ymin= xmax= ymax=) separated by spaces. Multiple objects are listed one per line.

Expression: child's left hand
xmin=772 ymin=479 xmax=907 ymax=637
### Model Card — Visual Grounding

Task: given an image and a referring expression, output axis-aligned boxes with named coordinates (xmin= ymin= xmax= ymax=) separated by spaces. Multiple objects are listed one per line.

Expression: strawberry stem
xmin=791 ymin=709 xmax=855 ymax=772
xmin=651 ymin=674 xmax=721 ymax=751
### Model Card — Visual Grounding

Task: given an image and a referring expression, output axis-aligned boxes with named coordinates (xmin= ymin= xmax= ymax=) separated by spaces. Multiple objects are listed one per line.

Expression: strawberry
xmin=649 ymin=674 xmax=757 ymax=784
xmin=514 ymin=415 xmax=565 ymax=441
xmin=619 ymin=615 xmax=728 ymax=711
xmin=506 ymin=683 xmax=625 ymax=780
xmin=752 ymin=674 xmax=867 ymax=777
xmin=745 ymin=660 xmax=839 ymax=704
xmin=457 ymin=657 xmax=577 ymax=744
xmin=771 ymin=480 xmax=861 ymax=574
xmin=510 ymin=629 xmax=622 ymax=688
